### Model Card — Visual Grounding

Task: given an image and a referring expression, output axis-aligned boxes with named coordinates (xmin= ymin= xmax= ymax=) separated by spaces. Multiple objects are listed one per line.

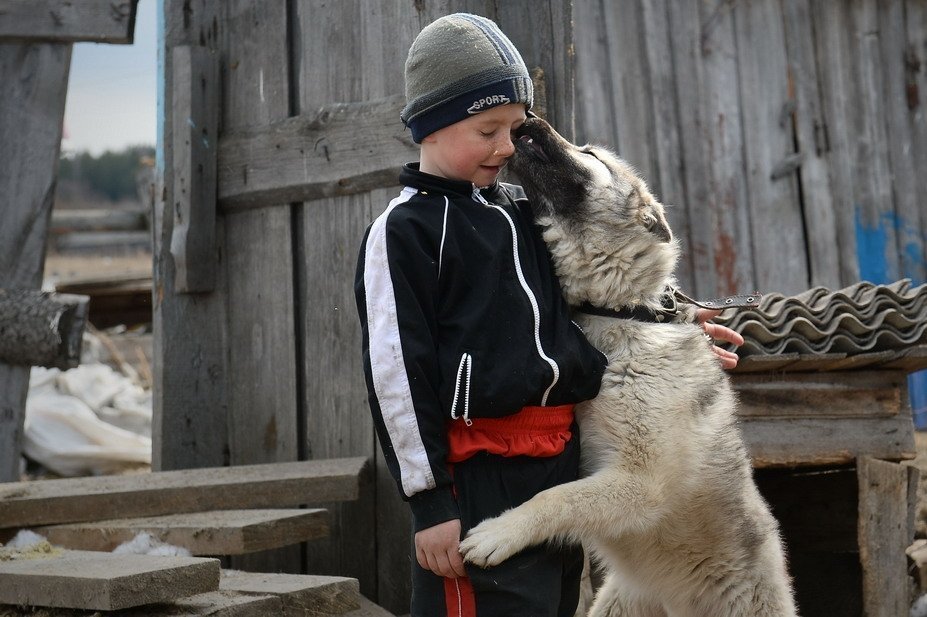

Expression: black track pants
xmin=410 ymin=433 xmax=584 ymax=617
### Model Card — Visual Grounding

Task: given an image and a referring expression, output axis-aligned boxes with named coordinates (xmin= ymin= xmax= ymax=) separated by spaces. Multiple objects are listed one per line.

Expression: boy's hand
xmin=695 ymin=308 xmax=744 ymax=370
xmin=415 ymin=518 xmax=467 ymax=579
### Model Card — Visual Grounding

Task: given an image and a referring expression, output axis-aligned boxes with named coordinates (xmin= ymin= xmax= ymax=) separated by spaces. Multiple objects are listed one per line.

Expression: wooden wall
xmin=574 ymin=0 xmax=927 ymax=297
xmin=156 ymin=1 xmax=574 ymax=612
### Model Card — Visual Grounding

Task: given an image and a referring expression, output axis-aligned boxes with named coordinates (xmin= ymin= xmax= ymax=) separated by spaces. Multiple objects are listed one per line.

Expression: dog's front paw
xmin=459 ymin=512 xmax=529 ymax=568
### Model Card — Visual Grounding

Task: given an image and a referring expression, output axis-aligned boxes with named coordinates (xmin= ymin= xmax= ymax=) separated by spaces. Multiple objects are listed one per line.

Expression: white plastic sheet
xmin=24 ymin=363 xmax=152 ymax=477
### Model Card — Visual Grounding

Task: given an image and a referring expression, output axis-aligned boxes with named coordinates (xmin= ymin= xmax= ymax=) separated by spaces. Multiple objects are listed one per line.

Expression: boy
xmin=355 ymin=13 xmax=739 ymax=616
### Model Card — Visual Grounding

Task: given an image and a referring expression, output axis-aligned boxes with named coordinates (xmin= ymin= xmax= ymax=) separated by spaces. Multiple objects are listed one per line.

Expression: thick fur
xmin=458 ymin=118 xmax=797 ymax=617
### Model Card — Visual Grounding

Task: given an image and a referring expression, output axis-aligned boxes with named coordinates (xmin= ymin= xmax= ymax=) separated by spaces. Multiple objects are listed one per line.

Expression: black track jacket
xmin=354 ymin=163 xmax=606 ymax=532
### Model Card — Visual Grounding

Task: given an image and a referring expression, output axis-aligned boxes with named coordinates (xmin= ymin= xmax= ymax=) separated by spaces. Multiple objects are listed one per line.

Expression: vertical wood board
xmin=169 ymin=44 xmax=218 ymax=293
xmin=218 ymin=0 xmax=299 ymax=575
xmin=155 ymin=0 xmax=228 ymax=473
xmin=781 ymin=0 xmax=841 ymax=289
xmin=0 ymin=42 xmax=71 ymax=482
xmin=295 ymin=0 xmax=375 ymax=598
xmin=640 ymin=0 xmax=693 ymax=291
xmin=857 ymin=456 xmax=911 ymax=617
xmin=734 ymin=0 xmax=807 ymax=295
xmin=810 ymin=1 xmax=862 ymax=287
xmin=697 ymin=0 xmax=756 ymax=297
xmin=849 ymin=0 xmax=901 ymax=284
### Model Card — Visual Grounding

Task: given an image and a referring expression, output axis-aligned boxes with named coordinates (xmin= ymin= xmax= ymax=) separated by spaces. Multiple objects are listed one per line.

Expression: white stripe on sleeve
xmin=364 ymin=188 xmax=435 ymax=497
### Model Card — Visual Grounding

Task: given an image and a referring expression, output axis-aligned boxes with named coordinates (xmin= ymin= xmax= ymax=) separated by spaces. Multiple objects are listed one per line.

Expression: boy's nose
xmin=494 ymin=136 xmax=515 ymax=158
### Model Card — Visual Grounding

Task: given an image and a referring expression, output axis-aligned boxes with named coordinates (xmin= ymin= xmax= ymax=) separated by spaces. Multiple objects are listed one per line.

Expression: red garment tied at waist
xmin=446 ymin=404 xmax=574 ymax=463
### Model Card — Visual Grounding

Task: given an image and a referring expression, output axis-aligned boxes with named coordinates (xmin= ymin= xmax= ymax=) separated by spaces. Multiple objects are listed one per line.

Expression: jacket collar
xmin=400 ymin=163 xmax=507 ymax=203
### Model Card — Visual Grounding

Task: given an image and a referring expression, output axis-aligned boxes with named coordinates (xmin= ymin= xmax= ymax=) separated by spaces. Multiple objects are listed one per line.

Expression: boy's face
xmin=419 ymin=103 xmax=527 ymax=188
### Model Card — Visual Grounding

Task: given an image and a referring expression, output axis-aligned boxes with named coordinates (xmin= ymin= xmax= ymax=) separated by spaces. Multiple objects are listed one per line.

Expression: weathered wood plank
xmin=693 ymin=0 xmax=755 ymax=297
xmin=35 ymin=509 xmax=329 ymax=556
xmin=0 ymin=457 xmax=367 ymax=528
xmin=217 ymin=96 xmax=416 ymax=212
xmin=907 ymin=0 xmax=927 ymax=271
xmin=849 ymin=0 xmax=901 ymax=284
xmin=781 ymin=0 xmax=841 ymax=288
xmin=294 ymin=0 xmax=375 ymax=599
xmin=734 ymin=0 xmax=807 ymax=295
xmin=809 ymin=1 xmax=861 ymax=286
xmin=0 ymin=290 xmax=88 ymax=369
xmin=663 ymin=0 xmax=715 ymax=298
xmin=742 ymin=415 xmax=915 ymax=468
xmin=881 ymin=0 xmax=926 ymax=284
xmin=857 ymin=456 xmax=911 ymax=617
xmin=219 ymin=570 xmax=360 ymax=616
xmin=574 ymin=0 xmax=618 ymax=151
xmin=640 ymin=0 xmax=693 ymax=291
xmin=732 ymin=370 xmax=906 ymax=419
xmin=0 ymin=0 xmax=137 ymax=44
xmin=0 ymin=41 xmax=71 ymax=482
xmin=218 ymin=0 xmax=300 ymax=527
xmin=170 ymin=44 xmax=218 ymax=293
xmin=598 ymin=0 xmax=655 ymax=178
xmin=0 ymin=550 xmax=219 ymax=611
xmin=153 ymin=0 xmax=229 ymax=473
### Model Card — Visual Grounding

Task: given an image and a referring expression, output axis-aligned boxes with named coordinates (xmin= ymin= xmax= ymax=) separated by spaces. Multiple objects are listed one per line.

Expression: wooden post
xmin=0 ymin=42 xmax=71 ymax=482
xmin=153 ymin=0 xmax=229 ymax=472
xmin=857 ymin=456 xmax=914 ymax=617
xmin=0 ymin=0 xmax=139 ymax=482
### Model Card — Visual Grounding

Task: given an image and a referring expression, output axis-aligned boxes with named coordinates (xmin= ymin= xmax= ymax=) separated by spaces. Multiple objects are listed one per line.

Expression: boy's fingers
xmin=448 ymin=547 xmax=467 ymax=578
xmin=695 ymin=307 xmax=723 ymax=323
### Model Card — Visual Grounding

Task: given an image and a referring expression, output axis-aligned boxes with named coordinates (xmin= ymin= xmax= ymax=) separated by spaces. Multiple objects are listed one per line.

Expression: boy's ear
xmin=421 ymin=133 xmax=438 ymax=144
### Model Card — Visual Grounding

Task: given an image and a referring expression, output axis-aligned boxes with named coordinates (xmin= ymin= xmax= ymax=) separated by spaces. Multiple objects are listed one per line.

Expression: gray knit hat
xmin=401 ymin=13 xmax=533 ymax=143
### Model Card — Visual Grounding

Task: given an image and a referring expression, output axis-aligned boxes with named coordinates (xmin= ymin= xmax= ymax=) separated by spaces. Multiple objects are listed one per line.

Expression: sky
xmin=62 ymin=0 xmax=158 ymax=156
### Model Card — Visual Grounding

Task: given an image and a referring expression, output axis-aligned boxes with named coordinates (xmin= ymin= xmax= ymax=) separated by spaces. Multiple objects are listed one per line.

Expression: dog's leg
xmin=460 ymin=469 xmax=664 ymax=568
xmin=587 ymin=574 xmax=667 ymax=617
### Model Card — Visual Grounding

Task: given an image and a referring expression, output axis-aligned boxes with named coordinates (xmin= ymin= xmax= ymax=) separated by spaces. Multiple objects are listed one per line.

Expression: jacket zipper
xmin=450 ymin=352 xmax=473 ymax=426
xmin=472 ymin=188 xmax=561 ymax=405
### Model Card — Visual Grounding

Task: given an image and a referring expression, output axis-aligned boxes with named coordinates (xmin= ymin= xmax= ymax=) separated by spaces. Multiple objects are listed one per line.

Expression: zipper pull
xmin=472 ymin=187 xmax=491 ymax=205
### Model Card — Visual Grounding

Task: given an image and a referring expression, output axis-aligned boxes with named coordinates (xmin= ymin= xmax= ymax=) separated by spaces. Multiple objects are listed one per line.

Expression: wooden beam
xmin=743 ymin=415 xmax=915 ymax=468
xmin=0 ymin=290 xmax=89 ymax=369
xmin=217 ymin=95 xmax=416 ymax=212
xmin=0 ymin=456 xmax=368 ymax=528
xmin=35 ymin=509 xmax=329 ymax=556
xmin=0 ymin=0 xmax=138 ymax=44
xmin=857 ymin=457 xmax=913 ymax=617
xmin=170 ymin=44 xmax=219 ymax=293
xmin=733 ymin=370 xmax=906 ymax=419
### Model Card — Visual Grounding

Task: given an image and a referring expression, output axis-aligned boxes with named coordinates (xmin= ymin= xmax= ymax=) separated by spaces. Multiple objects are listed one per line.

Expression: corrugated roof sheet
xmin=717 ymin=280 xmax=927 ymax=373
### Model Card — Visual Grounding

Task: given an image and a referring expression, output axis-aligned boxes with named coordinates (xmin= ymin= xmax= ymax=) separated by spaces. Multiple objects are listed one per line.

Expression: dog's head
xmin=509 ymin=116 xmax=679 ymax=310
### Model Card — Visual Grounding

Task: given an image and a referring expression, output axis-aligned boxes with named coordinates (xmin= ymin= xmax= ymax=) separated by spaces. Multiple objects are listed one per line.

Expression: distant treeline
xmin=59 ymin=145 xmax=155 ymax=204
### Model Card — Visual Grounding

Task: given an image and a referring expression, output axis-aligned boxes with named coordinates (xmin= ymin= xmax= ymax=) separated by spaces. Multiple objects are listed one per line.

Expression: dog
xmin=458 ymin=117 xmax=797 ymax=617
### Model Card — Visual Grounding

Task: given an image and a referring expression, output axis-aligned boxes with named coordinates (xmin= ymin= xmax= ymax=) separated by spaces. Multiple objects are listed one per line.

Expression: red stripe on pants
xmin=444 ymin=576 xmax=476 ymax=617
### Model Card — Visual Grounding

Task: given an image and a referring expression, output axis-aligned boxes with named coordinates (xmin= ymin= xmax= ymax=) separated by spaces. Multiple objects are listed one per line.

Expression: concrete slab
xmin=0 ymin=549 xmax=219 ymax=611
xmin=0 ymin=457 xmax=367 ymax=528
xmin=36 ymin=508 xmax=329 ymax=555
xmin=119 ymin=590 xmax=282 ymax=616
xmin=220 ymin=570 xmax=359 ymax=615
